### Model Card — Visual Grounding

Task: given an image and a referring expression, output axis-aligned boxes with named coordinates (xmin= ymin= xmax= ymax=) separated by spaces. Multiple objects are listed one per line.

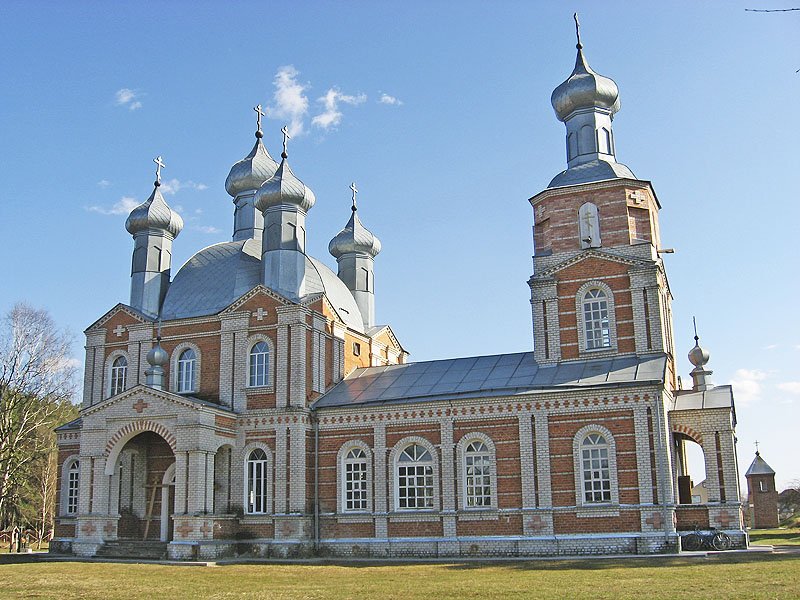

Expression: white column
xmin=274 ymin=427 xmax=288 ymax=513
xmin=518 ymin=413 xmax=536 ymax=509
xmin=373 ymin=424 xmax=388 ymax=538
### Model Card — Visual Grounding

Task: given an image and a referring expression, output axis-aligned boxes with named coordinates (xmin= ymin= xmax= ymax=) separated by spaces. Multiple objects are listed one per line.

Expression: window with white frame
xmin=583 ymin=289 xmax=611 ymax=350
xmin=248 ymin=341 xmax=270 ymax=387
xmin=246 ymin=448 xmax=269 ymax=514
xmin=463 ymin=440 xmax=492 ymax=508
xmin=581 ymin=433 xmax=612 ymax=503
xmin=66 ymin=459 xmax=79 ymax=515
xmin=396 ymin=444 xmax=434 ymax=510
xmin=343 ymin=448 xmax=369 ymax=511
xmin=176 ymin=348 xmax=196 ymax=393
xmin=110 ymin=355 xmax=128 ymax=396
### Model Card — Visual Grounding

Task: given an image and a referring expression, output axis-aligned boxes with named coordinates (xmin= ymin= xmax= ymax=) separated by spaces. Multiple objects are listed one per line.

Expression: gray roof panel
xmin=314 ymin=352 xmax=667 ymax=409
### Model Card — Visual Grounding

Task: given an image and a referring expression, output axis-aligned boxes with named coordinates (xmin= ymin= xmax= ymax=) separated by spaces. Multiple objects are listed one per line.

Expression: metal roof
xmin=160 ymin=239 xmax=364 ymax=331
xmin=745 ymin=453 xmax=776 ymax=477
xmin=548 ymin=159 xmax=636 ymax=188
xmin=313 ymin=352 xmax=667 ymax=409
xmin=671 ymin=386 xmax=734 ymax=411
xmin=55 ymin=417 xmax=82 ymax=432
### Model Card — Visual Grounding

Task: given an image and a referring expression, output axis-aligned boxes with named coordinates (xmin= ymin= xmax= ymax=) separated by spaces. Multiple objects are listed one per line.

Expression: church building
xmin=53 ymin=22 xmax=746 ymax=559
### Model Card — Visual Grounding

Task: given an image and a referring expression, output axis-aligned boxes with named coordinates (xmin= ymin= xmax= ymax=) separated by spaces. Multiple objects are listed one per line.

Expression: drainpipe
xmin=312 ymin=409 xmax=320 ymax=553
xmin=652 ymin=389 xmax=672 ymax=549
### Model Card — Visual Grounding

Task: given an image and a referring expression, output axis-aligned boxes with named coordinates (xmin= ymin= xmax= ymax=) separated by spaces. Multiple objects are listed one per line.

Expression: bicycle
xmin=681 ymin=526 xmax=732 ymax=551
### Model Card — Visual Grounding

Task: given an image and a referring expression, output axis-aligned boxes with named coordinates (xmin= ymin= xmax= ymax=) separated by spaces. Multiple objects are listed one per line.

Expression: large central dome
xmin=161 ymin=240 xmax=365 ymax=331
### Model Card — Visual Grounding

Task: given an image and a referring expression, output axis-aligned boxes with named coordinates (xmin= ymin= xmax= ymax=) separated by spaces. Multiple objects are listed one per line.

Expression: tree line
xmin=0 ymin=303 xmax=78 ymax=547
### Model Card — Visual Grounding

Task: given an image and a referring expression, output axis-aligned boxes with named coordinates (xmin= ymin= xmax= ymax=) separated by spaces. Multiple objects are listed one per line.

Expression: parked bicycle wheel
xmin=682 ymin=533 xmax=702 ymax=551
xmin=711 ymin=531 xmax=732 ymax=550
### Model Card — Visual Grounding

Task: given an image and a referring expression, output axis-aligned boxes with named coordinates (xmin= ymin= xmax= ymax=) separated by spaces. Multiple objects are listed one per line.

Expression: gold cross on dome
xmin=350 ymin=182 xmax=358 ymax=210
xmin=153 ymin=155 xmax=165 ymax=184
xmin=574 ymin=13 xmax=582 ymax=49
xmin=254 ymin=104 xmax=265 ymax=131
xmin=281 ymin=125 xmax=291 ymax=156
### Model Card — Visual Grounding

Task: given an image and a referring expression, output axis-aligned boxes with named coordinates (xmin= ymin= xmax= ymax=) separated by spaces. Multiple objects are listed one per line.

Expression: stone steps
xmin=95 ymin=540 xmax=168 ymax=560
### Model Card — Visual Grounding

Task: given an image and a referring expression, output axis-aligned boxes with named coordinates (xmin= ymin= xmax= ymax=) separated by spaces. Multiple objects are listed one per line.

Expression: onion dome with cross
xmin=225 ymin=104 xmax=279 ymax=198
xmin=125 ymin=156 xmax=184 ymax=238
xmin=254 ymin=126 xmax=316 ymax=213
xmin=329 ymin=182 xmax=382 ymax=259
xmin=551 ymin=14 xmax=620 ymax=122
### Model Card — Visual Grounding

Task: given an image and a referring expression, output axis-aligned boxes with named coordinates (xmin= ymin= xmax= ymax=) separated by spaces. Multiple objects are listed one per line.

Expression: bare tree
xmin=0 ymin=303 xmax=77 ymax=530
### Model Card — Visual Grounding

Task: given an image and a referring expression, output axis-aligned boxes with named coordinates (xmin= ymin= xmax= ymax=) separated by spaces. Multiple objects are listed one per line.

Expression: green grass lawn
xmin=1 ymin=552 xmax=798 ymax=600
xmin=749 ymin=527 xmax=800 ymax=546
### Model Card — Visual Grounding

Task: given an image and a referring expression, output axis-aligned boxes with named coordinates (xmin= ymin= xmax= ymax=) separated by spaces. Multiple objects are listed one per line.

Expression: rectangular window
xmin=465 ymin=453 xmax=492 ymax=507
xmin=345 ymin=461 xmax=368 ymax=511
xmin=582 ymin=446 xmax=611 ymax=503
xmin=67 ymin=468 xmax=79 ymax=514
xmin=397 ymin=465 xmax=434 ymax=509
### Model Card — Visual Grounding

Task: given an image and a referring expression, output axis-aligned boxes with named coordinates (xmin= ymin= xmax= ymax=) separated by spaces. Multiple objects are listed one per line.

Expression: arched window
xmin=396 ymin=444 xmax=434 ymax=510
xmin=343 ymin=448 xmax=369 ymax=512
xmin=581 ymin=433 xmax=611 ymax=503
xmin=65 ymin=459 xmax=79 ymax=515
xmin=463 ymin=440 xmax=492 ymax=508
xmin=110 ymin=356 xmax=128 ymax=396
xmin=177 ymin=348 xmax=196 ymax=393
xmin=246 ymin=448 xmax=269 ymax=514
xmin=249 ymin=341 xmax=270 ymax=387
xmin=583 ymin=289 xmax=611 ymax=350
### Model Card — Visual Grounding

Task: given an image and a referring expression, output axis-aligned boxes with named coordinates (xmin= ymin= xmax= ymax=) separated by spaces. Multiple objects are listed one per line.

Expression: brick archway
xmin=671 ymin=424 xmax=703 ymax=445
xmin=104 ymin=419 xmax=176 ymax=475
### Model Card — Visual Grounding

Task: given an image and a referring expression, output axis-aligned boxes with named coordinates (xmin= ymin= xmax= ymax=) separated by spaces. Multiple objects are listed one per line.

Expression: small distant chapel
xmin=53 ymin=20 xmax=746 ymax=559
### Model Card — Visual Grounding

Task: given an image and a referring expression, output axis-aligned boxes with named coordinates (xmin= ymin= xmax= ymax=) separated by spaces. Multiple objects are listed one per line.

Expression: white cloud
xmin=267 ymin=65 xmax=309 ymax=137
xmin=378 ymin=93 xmax=403 ymax=106
xmin=96 ymin=179 xmax=111 ymax=188
xmin=763 ymin=344 xmax=778 ymax=350
xmin=312 ymin=88 xmax=367 ymax=130
xmin=86 ymin=196 xmax=140 ymax=215
xmin=115 ymin=88 xmax=143 ymax=111
xmin=777 ymin=382 xmax=800 ymax=396
xmin=192 ymin=225 xmax=221 ymax=234
xmin=159 ymin=179 xmax=208 ymax=195
xmin=729 ymin=368 xmax=767 ymax=406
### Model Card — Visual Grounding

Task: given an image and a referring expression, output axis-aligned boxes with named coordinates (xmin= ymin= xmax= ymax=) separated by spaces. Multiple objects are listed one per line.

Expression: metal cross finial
xmin=254 ymin=104 xmax=265 ymax=132
xmin=755 ymin=440 xmax=760 ymax=454
xmin=574 ymin=12 xmax=582 ymax=49
xmin=350 ymin=182 xmax=358 ymax=211
xmin=153 ymin=156 xmax=165 ymax=185
xmin=692 ymin=316 xmax=699 ymax=344
xmin=281 ymin=125 xmax=291 ymax=158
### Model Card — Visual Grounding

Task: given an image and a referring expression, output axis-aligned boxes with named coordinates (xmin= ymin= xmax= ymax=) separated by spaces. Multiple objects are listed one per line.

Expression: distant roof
xmin=745 ymin=453 xmax=776 ymax=477
xmin=55 ymin=417 xmax=82 ymax=432
xmin=313 ymin=352 xmax=667 ymax=409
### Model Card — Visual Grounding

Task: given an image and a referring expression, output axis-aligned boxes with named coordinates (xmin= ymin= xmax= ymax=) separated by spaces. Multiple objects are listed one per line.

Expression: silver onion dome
xmin=224 ymin=135 xmax=279 ymax=198
xmin=329 ymin=208 xmax=382 ymax=258
xmin=254 ymin=158 xmax=316 ymax=213
xmin=146 ymin=342 xmax=169 ymax=367
xmin=551 ymin=46 xmax=620 ymax=123
xmin=688 ymin=338 xmax=710 ymax=368
xmin=125 ymin=185 xmax=184 ymax=238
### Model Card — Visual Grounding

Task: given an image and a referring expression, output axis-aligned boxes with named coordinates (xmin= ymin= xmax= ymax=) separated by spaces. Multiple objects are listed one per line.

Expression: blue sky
xmin=1 ymin=1 xmax=798 ymax=490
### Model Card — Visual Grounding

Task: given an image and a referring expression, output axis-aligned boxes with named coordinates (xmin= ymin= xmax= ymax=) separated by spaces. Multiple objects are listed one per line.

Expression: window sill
xmin=336 ymin=513 xmax=373 ymax=523
xmin=389 ymin=511 xmax=439 ymax=522
xmin=576 ymin=504 xmax=620 ymax=518
xmin=245 ymin=386 xmax=275 ymax=394
xmin=458 ymin=509 xmax=500 ymax=521
xmin=240 ymin=515 xmax=274 ymax=524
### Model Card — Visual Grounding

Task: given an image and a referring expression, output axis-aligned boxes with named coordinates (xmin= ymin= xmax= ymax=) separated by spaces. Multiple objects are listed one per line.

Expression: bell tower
xmin=528 ymin=15 xmax=676 ymax=387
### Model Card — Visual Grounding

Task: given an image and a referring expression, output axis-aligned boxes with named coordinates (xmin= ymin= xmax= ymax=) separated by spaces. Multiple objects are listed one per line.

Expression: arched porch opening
xmin=112 ymin=431 xmax=175 ymax=541
xmin=673 ymin=432 xmax=706 ymax=505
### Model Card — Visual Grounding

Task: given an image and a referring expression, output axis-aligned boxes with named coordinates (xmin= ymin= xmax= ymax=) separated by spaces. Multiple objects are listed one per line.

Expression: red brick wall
xmin=554 ymin=510 xmax=641 ymax=534
xmin=388 ymin=520 xmax=442 ymax=538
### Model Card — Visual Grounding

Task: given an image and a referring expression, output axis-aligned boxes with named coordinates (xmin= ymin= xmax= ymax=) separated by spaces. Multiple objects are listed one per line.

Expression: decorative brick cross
xmin=113 ymin=324 xmax=126 ymax=337
xmin=132 ymin=399 xmax=149 ymax=413
xmin=199 ymin=521 xmax=212 ymax=538
xmin=645 ymin=512 xmax=664 ymax=529
xmin=629 ymin=191 xmax=644 ymax=205
xmin=81 ymin=521 xmax=97 ymax=535
xmin=253 ymin=307 xmax=266 ymax=321
xmin=716 ymin=511 xmax=736 ymax=528
xmin=536 ymin=205 xmax=546 ymax=220
xmin=103 ymin=521 xmax=116 ymax=535
xmin=527 ymin=514 xmax=546 ymax=533
xmin=175 ymin=521 xmax=193 ymax=538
